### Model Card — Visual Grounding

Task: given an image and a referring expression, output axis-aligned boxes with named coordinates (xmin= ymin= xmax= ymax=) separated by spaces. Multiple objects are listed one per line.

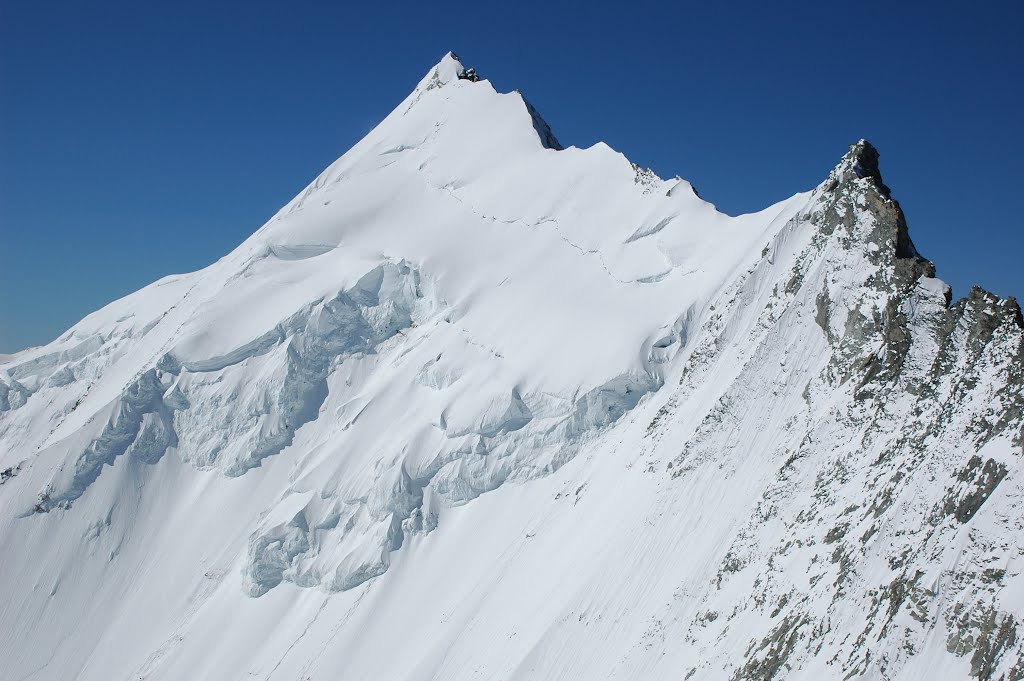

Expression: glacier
xmin=0 ymin=52 xmax=1022 ymax=680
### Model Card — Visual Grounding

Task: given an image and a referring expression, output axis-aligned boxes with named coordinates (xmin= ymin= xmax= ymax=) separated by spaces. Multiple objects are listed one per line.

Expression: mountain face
xmin=1 ymin=52 xmax=1022 ymax=681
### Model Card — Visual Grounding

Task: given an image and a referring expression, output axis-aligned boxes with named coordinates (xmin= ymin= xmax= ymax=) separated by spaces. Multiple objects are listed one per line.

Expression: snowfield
xmin=1 ymin=53 xmax=1022 ymax=680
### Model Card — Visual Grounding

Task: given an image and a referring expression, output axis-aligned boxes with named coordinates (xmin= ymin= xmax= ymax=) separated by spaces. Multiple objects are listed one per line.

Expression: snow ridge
xmin=0 ymin=55 xmax=1021 ymax=681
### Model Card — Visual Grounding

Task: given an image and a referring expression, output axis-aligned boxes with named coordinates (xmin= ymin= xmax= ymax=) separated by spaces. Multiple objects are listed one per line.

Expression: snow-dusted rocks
xmin=1 ymin=53 xmax=1021 ymax=680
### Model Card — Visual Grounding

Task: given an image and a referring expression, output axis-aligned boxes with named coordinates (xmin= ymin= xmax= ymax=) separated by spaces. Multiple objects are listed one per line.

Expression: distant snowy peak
xmin=1 ymin=52 xmax=1023 ymax=681
xmin=412 ymin=51 xmax=471 ymax=93
xmin=408 ymin=51 xmax=560 ymax=150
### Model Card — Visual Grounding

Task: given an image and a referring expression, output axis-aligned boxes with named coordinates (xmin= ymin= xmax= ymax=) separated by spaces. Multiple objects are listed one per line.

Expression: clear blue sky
xmin=1 ymin=0 xmax=1022 ymax=353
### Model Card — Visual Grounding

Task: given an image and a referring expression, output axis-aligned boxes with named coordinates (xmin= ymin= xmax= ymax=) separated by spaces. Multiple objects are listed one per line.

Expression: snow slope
xmin=1 ymin=53 xmax=1022 ymax=680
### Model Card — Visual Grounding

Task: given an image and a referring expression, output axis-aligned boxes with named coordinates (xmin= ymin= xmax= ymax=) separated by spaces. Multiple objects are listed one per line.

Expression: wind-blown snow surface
xmin=1 ymin=53 xmax=1022 ymax=680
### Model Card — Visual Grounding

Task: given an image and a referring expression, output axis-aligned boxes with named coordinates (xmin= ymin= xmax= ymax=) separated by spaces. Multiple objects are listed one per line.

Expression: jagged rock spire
xmin=824 ymin=139 xmax=890 ymax=197
xmin=818 ymin=139 xmax=933 ymax=282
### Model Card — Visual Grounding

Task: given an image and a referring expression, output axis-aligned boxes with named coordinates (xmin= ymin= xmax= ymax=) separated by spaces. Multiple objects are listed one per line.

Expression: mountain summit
xmin=1 ymin=53 xmax=1022 ymax=681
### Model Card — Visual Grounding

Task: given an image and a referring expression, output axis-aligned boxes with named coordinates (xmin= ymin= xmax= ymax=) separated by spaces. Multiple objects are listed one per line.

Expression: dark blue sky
xmin=2 ymin=0 xmax=1022 ymax=352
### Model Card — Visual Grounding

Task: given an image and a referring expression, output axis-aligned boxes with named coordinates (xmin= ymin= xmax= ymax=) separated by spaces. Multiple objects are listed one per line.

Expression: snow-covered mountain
xmin=1 ymin=52 xmax=1022 ymax=681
